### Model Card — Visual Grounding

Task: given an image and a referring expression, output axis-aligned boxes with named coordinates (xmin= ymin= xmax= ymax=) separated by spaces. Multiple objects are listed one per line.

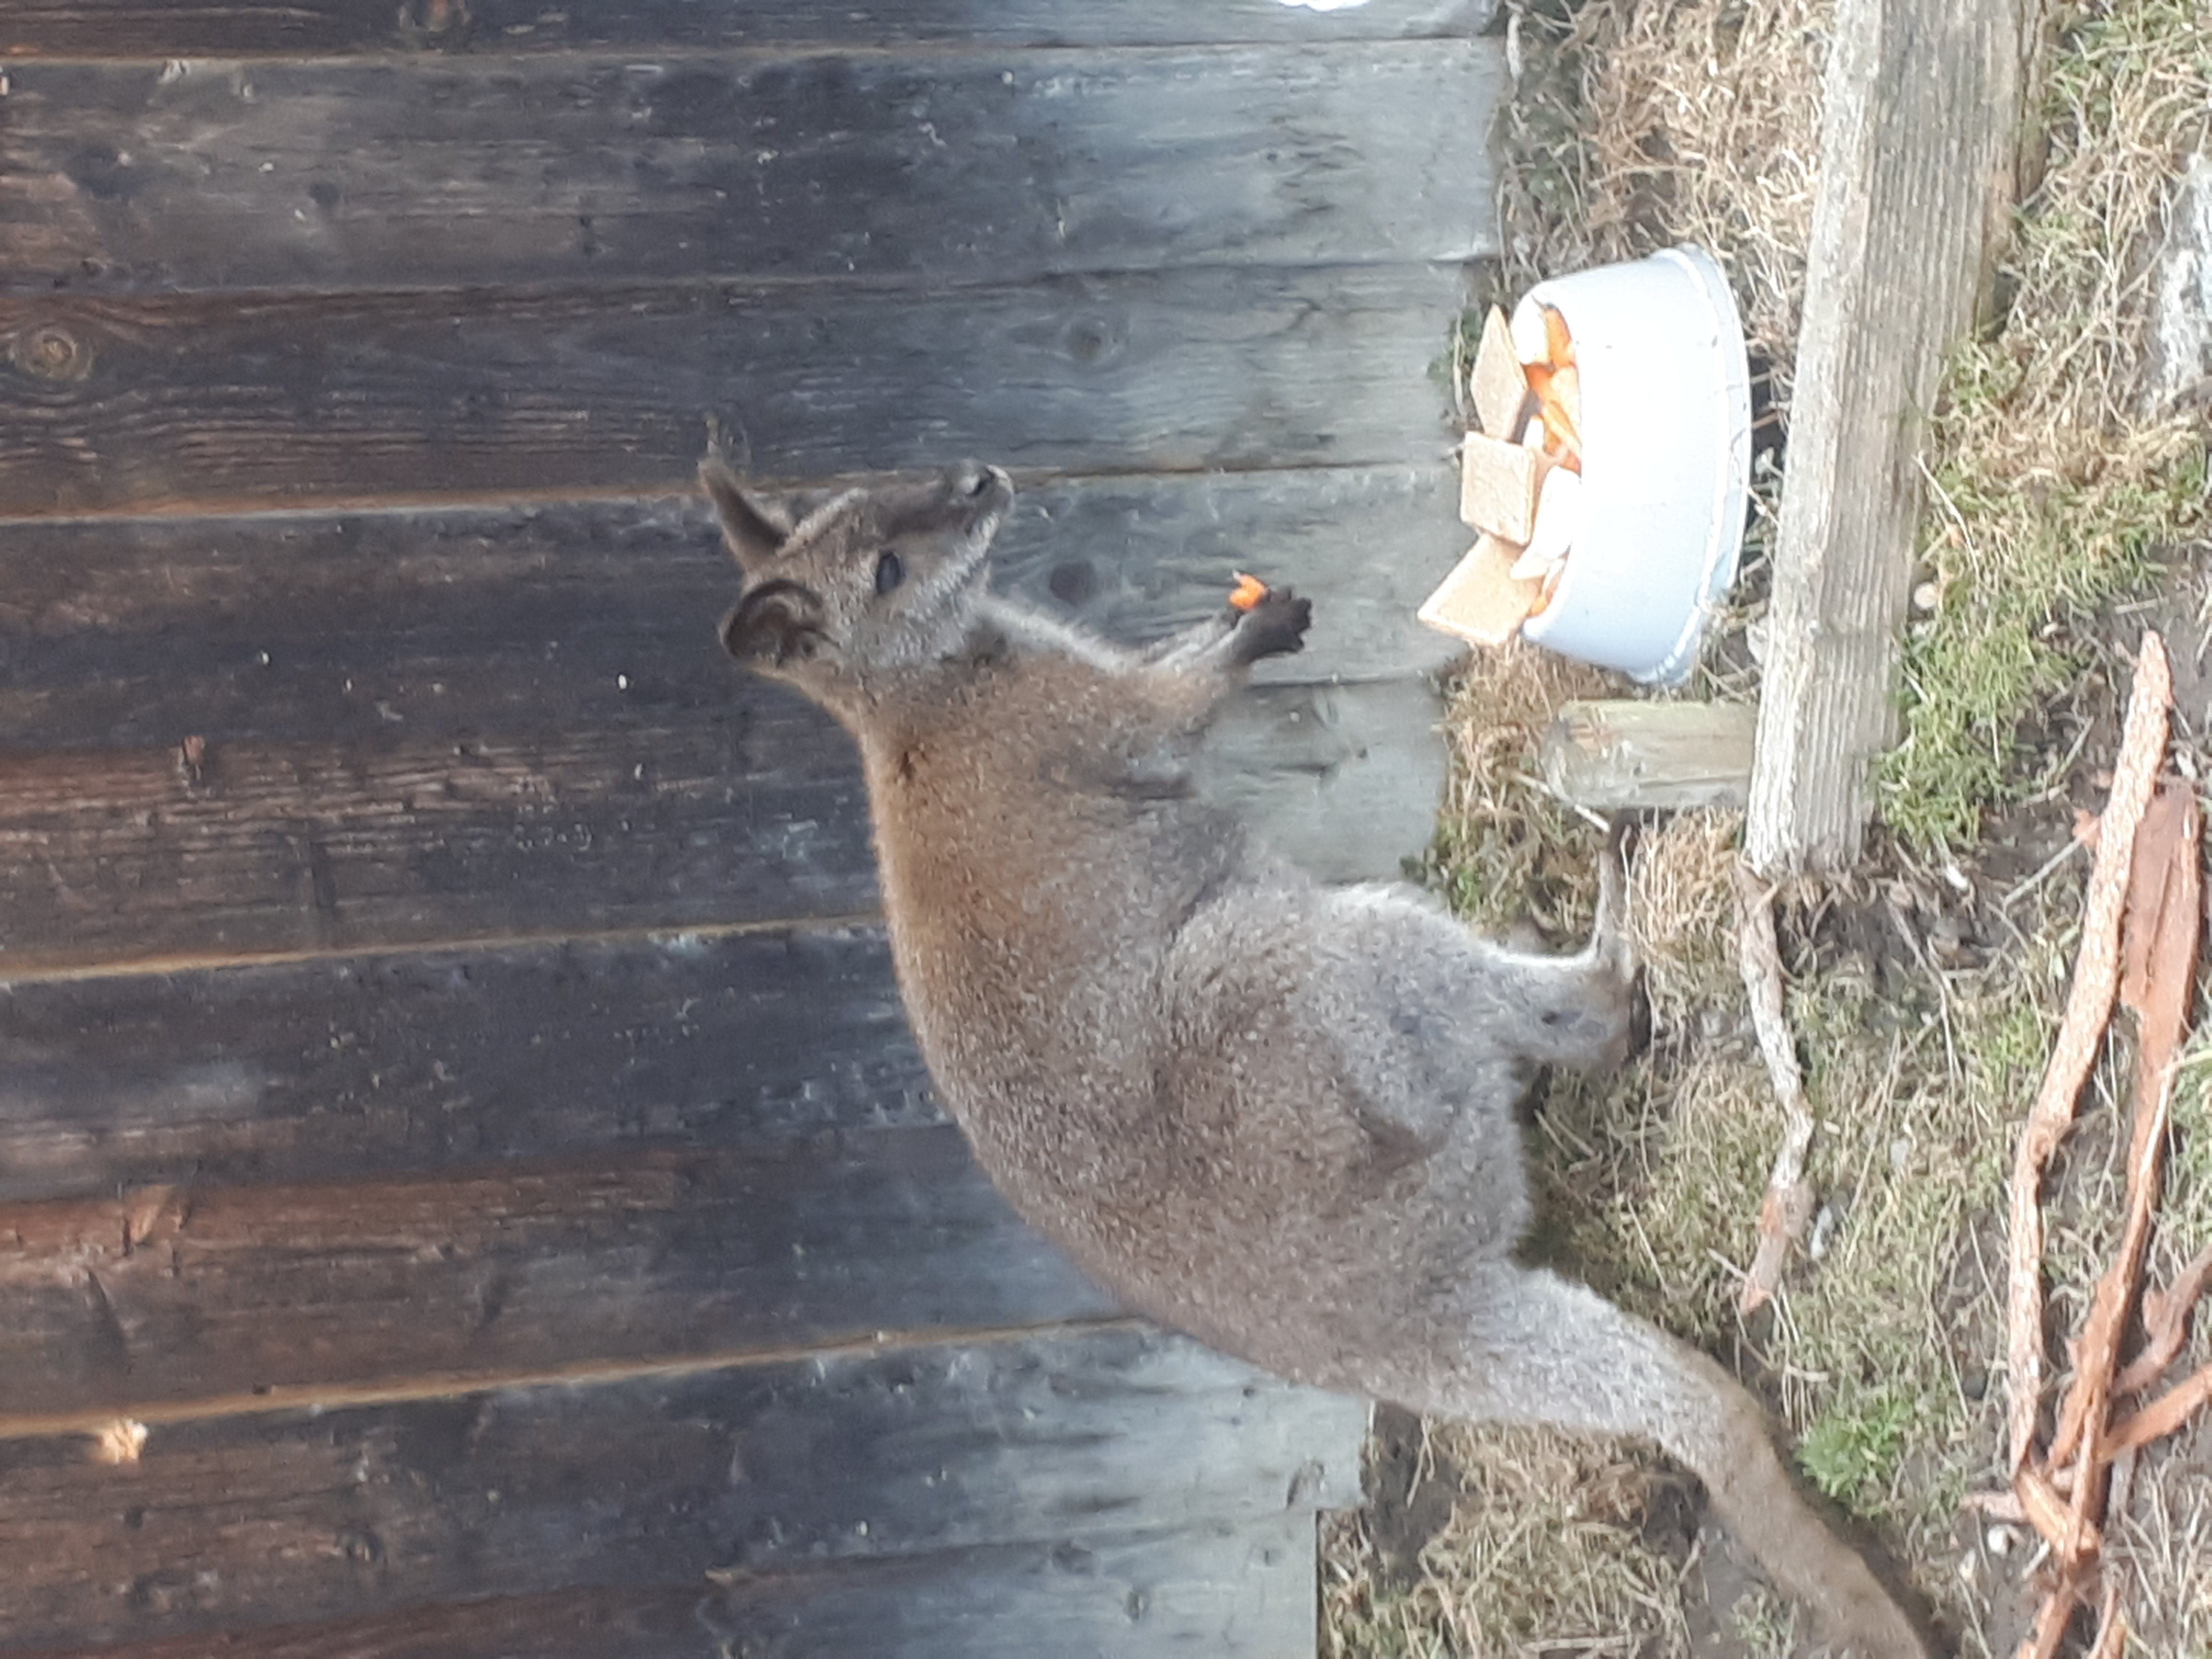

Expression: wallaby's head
xmin=702 ymin=458 xmax=1014 ymax=704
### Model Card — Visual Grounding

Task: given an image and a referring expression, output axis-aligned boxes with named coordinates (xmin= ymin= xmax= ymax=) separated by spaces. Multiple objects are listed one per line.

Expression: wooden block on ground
xmin=1744 ymin=0 xmax=2032 ymax=873
xmin=1540 ymin=699 xmax=1758 ymax=810
xmin=1457 ymin=430 xmax=1546 ymax=541
xmin=1417 ymin=534 xmax=1539 ymax=649
xmin=0 ymin=1326 xmax=1367 ymax=1651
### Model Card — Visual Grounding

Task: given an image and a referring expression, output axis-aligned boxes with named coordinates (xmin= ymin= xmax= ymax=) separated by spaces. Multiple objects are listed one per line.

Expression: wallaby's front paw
xmin=1228 ymin=582 xmax=1311 ymax=664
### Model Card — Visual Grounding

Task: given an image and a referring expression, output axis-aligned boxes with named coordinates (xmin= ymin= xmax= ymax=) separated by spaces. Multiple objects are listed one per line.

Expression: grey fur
xmin=703 ymin=459 xmax=1935 ymax=1658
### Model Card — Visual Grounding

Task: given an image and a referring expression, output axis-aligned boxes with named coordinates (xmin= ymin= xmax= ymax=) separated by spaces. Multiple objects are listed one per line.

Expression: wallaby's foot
xmin=1227 ymin=583 xmax=1311 ymax=666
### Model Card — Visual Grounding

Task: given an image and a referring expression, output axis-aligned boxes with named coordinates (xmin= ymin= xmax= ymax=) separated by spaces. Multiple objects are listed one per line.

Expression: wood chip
xmin=88 ymin=1419 xmax=149 ymax=1465
xmin=2006 ymin=631 xmax=2171 ymax=1473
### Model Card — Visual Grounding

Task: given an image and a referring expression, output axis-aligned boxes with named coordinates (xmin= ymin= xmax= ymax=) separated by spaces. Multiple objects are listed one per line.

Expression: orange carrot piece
xmin=1541 ymin=304 xmax=1575 ymax=368
xmin=1227 ymin=572 xmax=1269 ymax=612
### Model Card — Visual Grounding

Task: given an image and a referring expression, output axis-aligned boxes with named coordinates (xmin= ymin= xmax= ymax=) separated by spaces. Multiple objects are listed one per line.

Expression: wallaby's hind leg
xmin=1475 ymin=822 xmax=1641 ymax=1070
xmin=1367 ymin=1266 xmax=1933 ymax=1659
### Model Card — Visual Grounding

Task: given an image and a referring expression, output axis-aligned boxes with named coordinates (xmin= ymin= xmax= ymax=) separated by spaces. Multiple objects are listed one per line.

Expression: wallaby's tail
xmin=1377 ymin=1266 xmax=1936 ymax=1659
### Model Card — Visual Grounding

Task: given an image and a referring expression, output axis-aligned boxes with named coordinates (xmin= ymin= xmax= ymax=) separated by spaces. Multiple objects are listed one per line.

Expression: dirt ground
xmin=1319 ymin=2 xmax=2212 ymax=1655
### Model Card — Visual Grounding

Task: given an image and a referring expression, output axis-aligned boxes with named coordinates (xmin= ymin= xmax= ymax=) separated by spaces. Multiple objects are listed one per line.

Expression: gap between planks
xmin=0 ymin=458 xmax=1442 ymax=529
xmin=3 ymin=38 xmax=1480 ymax=71
xmin=0 ymin=1314 xmax=1151 ymax=1445
xmin=0 ymin=911 xmax=885 ymax=989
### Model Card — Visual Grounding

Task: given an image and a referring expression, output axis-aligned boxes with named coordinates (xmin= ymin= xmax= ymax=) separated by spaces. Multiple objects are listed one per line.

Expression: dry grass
xmin=1578 ymin=0 xmax=1825 ymax=402
xmin=1882 ymin=0 xmax=2211 ymax=850
xmin=1323 ymin=1425 xmax=1691 ymax=1659
xmin=1323 ymin=0 xmax=2212 ymax=1655
xmin=1432 ymin=643 xmax=1611 ymax=940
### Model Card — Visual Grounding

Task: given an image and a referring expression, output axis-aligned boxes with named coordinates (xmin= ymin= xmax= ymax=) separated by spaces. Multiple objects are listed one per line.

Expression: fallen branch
xmin=2112 ymin=1244 xmax=2212 ymax=1397
xmin=2006 ymin=631 xmax=2172 ymax=1473
xmin=1732 ymin=860 xmax=1816 ymax=1315
xmin=2086 ymin=1583 xmax=2128 ymax=1659
xmin=2042 ymin=779 xmax=2198 ymax=1572
xmin=2014 ymin=1461 xmax=2100 ymax=1562
xmin=2103 ymin=1359 xmax=2212 ymax=1458
xmin=2022 ymin=1567 xmax=2086 ymax=1659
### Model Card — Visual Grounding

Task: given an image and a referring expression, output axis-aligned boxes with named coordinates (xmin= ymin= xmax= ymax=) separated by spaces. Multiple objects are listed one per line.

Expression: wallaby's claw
xmin=1230 ymin=584 xmax=1311 ymax=664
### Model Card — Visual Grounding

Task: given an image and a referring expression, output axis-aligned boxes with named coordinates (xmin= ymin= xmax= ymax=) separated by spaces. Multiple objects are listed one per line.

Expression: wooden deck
xmin=1 ymin=4 xmax=1501 ymax=1650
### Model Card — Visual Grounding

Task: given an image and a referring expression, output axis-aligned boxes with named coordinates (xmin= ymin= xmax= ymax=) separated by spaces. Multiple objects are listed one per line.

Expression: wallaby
xmin=701 ymin=457 xmax=1934 ymax=1659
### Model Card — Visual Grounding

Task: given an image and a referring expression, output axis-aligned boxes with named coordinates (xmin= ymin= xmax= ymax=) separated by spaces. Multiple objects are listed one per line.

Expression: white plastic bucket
xmin=1514 ymin=245 xmax=1752 ymax=685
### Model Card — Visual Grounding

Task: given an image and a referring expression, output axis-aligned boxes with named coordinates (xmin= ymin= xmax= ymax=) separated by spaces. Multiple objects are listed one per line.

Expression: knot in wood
xmin=10 ymin=325 xmax=92 ymax=383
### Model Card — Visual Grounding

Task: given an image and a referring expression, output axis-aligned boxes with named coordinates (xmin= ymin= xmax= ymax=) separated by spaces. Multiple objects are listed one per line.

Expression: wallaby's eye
xmin=874 ymin=550 xmax=906 ymax=595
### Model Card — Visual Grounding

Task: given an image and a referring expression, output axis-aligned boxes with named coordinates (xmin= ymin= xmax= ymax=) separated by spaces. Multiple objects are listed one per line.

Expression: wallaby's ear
xmin=720 ymin=578 xmax=828 ymax=668
xmin=700 ymin=458 xmax=793 ymax=571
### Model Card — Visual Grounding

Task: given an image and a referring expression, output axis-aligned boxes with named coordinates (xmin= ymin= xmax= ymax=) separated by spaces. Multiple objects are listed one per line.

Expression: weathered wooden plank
xmin=0 ymin=0 xmax=1491 ymax=58
xmin=0 ymin=466 xmax=1466 ymax=751
xmin=0 ymin=1518 xmax=1322 ymax=1659
xmin=1539 ymin=699 xmax=1757 ymax=811
xmin=0 ymin=46 xmax=1503 ymax=295
xmin=0 ymin=926 xmax=937 ymax=1204
xmin=1743 ymin=0 xmax=2031 ymax=873
xmin=0 ymin=1327 xmax=1365 ymax=1651
xmin=0 ymin=1131 xmax=1117 ymax=1418
xmin=0 ymin=677 xmax=1444 ymax=974
xmin=0 ymin=265 xmax=1466 ymax=517
xmin=1201 ymin=678 xmax=1447 ymax=884
xmin=0 ymin=718 xmax=879 ymax=975
xmin=689 ymin=1519 xmax=1329 ymax=1659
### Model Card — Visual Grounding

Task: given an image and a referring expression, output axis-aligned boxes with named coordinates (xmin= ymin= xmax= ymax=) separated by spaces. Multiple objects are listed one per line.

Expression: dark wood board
xmin=0 ymin=676 xmax=1444 ymax=975
xmin=0 ymin=716 xmax=880 ymax=976
xmin=0 ymin=467 xmax=1464 ymax=750
xmin=0 ymin=0 xmax=1491 ymax=58
xmin=0 ymin=925 xmax=937 ymax=1204
xmin=0 ymin=1327 xmax=1364 ymax=1650
xmin=0 ymin=264 xmax=1466 ymax=517
xmin=0 ymin=46 xmax=1503 ymax=294
xmin=1201 ymin=678 xmax=1445 ymax=885
xmin=2 ymin=1518 xmax=1322 ymax=1659
xmin=15 ymin=1522 xmax=1321 ymax=1659
xmin=0 ymin=1130 xmax=1118 ymax=1418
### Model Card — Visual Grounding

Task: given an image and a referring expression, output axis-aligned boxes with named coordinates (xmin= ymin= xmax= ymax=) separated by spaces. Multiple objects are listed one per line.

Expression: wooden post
xmin=1744 ymin=0 xmax=2034 ymax=874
